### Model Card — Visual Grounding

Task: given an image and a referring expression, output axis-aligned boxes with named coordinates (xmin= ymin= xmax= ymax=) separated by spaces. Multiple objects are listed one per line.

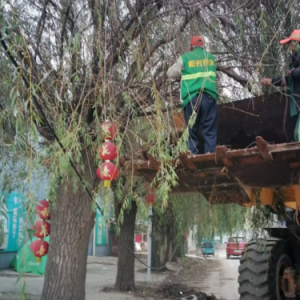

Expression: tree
xmin=171 ymin=194 xmax=246 ymax=245
xmin=1 ymin=1 xmax=299 ymax=299
xmin=113 ymin=177 xmax=144 ymax=291
xmin=151 ymin=199 xmax=177 ymax=269
xmin=115 ymin=200 xmax=137 ymax=291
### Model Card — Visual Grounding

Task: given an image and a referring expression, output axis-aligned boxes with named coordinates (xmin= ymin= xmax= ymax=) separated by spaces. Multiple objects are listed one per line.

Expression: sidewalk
xmin=0 ymin=256 xmax=169 ymax=300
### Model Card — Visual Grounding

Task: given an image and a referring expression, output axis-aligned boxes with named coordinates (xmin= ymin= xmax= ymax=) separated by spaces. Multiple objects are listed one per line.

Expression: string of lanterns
xmin=27 ymin=123 xmax=154 ymax=263
xmin=96 ymin=121 xmax=119 ymax=187
xmin=30 ymin=200 xmax=50 ymax=262
xmin=29 ymin=121 xmax=118 ymax=261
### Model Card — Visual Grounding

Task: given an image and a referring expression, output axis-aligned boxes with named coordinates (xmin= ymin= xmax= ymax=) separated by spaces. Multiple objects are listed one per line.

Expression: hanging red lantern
xmin=96 ymin=167 xmax=103 ymax=180
xmin=145 ymin=185 xmax=155 ymax=205
xmin=36 ymin=200 xmax=50 ymax=220
xmin=96 ymin=161 xmax=119 ymax=187
xmin=32 ymin=220 xmax=50 ymax=239
xmin=98 ymin=141 xmax=117 ymax=161
xmin=100 ymin=121 xmax=117 ymax=140
xmin=30 ymin=240 xmax=49 ymax=262
xmin=146 ymin=194 xmax=155 ymax=205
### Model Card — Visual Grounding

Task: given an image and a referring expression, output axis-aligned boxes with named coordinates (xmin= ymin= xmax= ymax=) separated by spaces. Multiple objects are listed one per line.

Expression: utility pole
xmin=147 ymin=203 xmax=153 ymax=283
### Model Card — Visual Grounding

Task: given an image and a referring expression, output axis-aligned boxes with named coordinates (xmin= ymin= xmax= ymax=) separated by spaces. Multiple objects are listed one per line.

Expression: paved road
xmin=198 ymin=247 xmax=240 ymax=300
xmin=0 ymin=249 xmax=240 ymax=300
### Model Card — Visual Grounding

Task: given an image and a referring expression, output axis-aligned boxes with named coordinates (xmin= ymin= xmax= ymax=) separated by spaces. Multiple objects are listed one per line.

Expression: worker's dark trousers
xmin=184 ymin=92 xmax=217 ymax=154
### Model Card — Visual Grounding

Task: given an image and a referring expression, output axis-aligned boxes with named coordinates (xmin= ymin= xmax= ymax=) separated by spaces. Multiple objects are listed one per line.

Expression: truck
xmin=124 ymin=92 xmax=300 ymax=299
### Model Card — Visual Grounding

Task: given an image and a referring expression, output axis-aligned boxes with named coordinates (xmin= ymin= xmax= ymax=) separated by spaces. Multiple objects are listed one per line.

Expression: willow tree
xmin=170 ymin=194 xmax=247 ymax=246
xmin=1 ymin=0 xmax=299 ymax=299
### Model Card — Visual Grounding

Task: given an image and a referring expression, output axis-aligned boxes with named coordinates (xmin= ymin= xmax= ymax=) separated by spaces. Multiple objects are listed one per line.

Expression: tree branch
xmin=36 ymin=0 xmax=50 ymax=51
xmin=125 ymin=8 xmax=200 ymax=86
xmin=59 ymin=3 xmax=71 ymax=69
xmin=216 ymin=64 xmax=248 ymax=86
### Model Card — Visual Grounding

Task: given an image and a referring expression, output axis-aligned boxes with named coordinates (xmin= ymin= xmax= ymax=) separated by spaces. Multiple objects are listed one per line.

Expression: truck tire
xmin=238 ymin=238 xmax=292 ymax=300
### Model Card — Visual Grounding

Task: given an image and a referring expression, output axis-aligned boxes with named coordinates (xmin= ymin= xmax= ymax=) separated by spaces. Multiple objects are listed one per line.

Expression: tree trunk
xmin=151 ymin=209 xmax=160 ymax=269
xmin=41 ymin=151 xmax=97 ymax=300
xmin=166 ymin=227 xmax=172 ymax=261
xmin=151 ymin=231 xmax=160 ymax=269
xmin=151 ymin=210 xmax=166 ymax=271
xmin=171 ymin=240 xmax=178 ymax=262
xmin=115 ymin=200 xmax=137 ymax=291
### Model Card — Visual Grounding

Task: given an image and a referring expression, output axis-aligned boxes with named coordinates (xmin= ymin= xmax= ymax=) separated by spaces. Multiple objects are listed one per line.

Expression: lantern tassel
xmin=36 ymin=257 xmax=41 ymax=263
xmin=104 ymin=180 xmax=111 ymax=188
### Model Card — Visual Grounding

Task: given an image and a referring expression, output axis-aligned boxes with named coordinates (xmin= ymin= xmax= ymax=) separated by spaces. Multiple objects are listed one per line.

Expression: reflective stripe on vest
xmin=182 ymin=71 xmax=216 ymax=81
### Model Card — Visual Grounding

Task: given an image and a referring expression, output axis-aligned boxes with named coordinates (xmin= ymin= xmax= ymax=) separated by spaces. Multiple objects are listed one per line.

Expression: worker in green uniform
xmin=261 ymin=29 xmax=300 ymax=141
xmin=167 ymin=36 xmax=218 ymax=154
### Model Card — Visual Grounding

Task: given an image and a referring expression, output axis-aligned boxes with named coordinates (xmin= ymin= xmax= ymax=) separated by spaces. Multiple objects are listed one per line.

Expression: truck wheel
xmin=238 ymin=238 xmax=292 ymax=300
xmin=226 ymin=254 xmax=230 ymax=259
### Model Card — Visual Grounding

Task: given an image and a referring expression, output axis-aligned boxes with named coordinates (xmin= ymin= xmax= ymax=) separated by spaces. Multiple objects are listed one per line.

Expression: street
xmin=0 ymin=247 xmax=240 ymax=300
xmin=197 ymin=247 xmax=240 ymax=300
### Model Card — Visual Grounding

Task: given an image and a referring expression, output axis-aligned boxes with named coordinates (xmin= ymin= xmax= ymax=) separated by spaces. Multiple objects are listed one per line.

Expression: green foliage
xmin=171 ymin=194 xmax=247 ymax=245
xmin=112 ymin=176 xmax=148 ymax=234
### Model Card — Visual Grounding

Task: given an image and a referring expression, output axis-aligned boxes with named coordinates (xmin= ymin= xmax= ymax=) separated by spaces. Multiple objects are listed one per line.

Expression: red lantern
xmin=145 ymin=184 xmax=155 ymax=205
xmin=30 ymin=240 xmax=49 ymax=262
xmin=32 ymin=220 xmax=50 ymax=239
xmin=36 ymin=200 xmax=50 ymax=220
xmin=96 ymin=167 xmax=103 ymax=180
xmin=97 ymin=162 xmax=119 ymax=181
xmin=146 ymin=194 xmax=155 ymax=205
xmin=96 ymin=161 xmax=119 ymax=187
xmin=100 ymin=121 xmax=117 ymax=140
xmin=98 ymin=141 xmax=117 ymax=161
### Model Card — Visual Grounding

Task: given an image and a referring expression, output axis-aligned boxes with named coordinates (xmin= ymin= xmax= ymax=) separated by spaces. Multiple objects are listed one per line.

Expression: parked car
xmin=201 ymin=241 xmax=214 ymax=256
xmin=226 ymin=237 xmax=246 ymax=259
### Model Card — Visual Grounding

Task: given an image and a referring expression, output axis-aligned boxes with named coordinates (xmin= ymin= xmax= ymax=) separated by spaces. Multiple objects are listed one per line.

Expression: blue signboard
xmin=0 ymin=192 xmax=26 ymax=252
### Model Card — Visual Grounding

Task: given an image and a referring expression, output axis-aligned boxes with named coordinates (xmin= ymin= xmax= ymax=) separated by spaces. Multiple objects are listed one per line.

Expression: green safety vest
xmin=181 ymin=47 xmax=217 ymax=108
